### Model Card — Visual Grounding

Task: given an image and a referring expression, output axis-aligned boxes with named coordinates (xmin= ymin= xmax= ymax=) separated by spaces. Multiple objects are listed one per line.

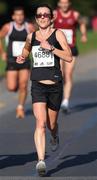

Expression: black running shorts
xmin=70 ymin=46 xmax=79 ymax=57
xmin=6 ymin=59 xmax=31 ymax=71
xmin=31 ymin=81 xmax=63 ymax=111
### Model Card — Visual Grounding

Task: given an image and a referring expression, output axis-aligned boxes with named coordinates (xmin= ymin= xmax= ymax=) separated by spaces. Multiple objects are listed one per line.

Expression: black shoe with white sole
xmin=50 ymin=124 xmax=59 ymax=152
xmin=50 ymin=135 xmax=59 ymax=152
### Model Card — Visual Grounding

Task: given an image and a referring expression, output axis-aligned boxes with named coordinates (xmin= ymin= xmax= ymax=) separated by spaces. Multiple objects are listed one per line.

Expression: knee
xmin=36 ymin=121 xmax=46 ymax=133
xmin=19 ymin=83 xmax=27 ymax=92
xmin=7 ymin=84 xmax=17 ymax=92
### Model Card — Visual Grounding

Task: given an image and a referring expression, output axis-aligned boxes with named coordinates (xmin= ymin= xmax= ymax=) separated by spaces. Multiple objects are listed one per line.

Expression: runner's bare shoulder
xmin=53 ymin=10 xmax=58 ymax=20
xmin=73 ymin=10 xmax=80 ymax=21
xmin=28 ymin=23 xmax=35 ymax=32
xmin=56 ymin=29 xmax=67 ymax=41
xmin=0 ymin=23 xmax=10 ymax=36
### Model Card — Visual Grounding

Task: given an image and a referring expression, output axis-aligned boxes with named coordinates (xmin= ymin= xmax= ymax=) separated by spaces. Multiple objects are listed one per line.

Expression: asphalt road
xmin=0 ymin=52 xmax=97 ymax=179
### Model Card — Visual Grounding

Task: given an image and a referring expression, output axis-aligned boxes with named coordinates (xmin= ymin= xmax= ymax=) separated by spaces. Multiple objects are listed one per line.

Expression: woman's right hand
xmin=16 ymin=55 xmax=25 ymax=64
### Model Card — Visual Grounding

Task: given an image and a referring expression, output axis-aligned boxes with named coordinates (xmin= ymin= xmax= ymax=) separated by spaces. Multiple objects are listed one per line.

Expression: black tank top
xmin=31 ymin=30 xmax=62 ymax=82
xmin=7 ymin=22 xmax=29 ymax=61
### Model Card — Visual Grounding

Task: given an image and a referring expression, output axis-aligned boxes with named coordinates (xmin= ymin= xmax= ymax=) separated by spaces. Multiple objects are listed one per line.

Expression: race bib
xmin=60 ymin=29 xmax=73 ymax=45
xmin=32 ymin=45 xmax=54 ymax=67
xmin=12 ymin=41 xmax=25 ymax=57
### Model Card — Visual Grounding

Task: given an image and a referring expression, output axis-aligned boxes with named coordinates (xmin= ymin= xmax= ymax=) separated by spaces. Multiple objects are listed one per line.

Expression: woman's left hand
xmin=81 ymin=34 xmax=87 ymax=43
xmin=40 ymin=40 xmax=52 ymax=51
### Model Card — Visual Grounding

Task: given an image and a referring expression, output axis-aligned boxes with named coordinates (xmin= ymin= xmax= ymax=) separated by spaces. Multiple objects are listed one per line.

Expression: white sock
xmin=62 ymin=99 xmax=69 ymax=107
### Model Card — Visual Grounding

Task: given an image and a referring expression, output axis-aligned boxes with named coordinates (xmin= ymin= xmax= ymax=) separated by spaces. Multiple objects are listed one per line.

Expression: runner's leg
xmin=18 ymin=69 xmax=29 ymax=106
xmin=16 ymin=69 xmax=29 ymax=118
xmin=33 ymin=102 xmax=47 ymax=161
xmin=62 ymin=57 xmax=76 ymax=109
xmin=47 ymin=108 xmax=59 ymax=151
xmin=6 ymin=71 xmax=18 ymax=91
xmin=47 ymin=108 xmax=58 ymax=137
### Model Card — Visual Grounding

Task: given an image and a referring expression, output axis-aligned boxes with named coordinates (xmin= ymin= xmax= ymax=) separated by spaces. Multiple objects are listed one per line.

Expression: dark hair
xmin=13 ymin=6 xmax=25 ymax=14
xmin=35 ymin=4 xmax=53 ymax=19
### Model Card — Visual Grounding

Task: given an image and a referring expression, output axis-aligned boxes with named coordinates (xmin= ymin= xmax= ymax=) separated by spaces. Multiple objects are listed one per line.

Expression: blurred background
xmin=0 ymin=0 xmax=97 ymax=76
xmin=0 ymin=1 xmax=97 ymax=177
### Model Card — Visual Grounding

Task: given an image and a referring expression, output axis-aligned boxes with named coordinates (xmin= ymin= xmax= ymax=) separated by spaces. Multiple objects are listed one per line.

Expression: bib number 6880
xmin=34 ymin=51 xmax=51 ymax=58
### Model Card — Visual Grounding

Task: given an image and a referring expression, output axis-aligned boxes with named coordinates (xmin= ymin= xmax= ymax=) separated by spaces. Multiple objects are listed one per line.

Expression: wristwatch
xmin=50 ymin=45 xmax=55 ymax=52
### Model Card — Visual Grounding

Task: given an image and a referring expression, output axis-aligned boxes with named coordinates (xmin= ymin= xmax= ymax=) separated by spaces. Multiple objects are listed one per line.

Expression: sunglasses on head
xmin=36 ymin=13 xmax=51 ymax=19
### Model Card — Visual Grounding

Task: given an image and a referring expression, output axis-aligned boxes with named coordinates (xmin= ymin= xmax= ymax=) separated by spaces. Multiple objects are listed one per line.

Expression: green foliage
xmin=77 ymin=31 xmax=97 ymax=54
xmin=71 ymin=0 xmax=97 ymax=16
xmin=0 ymin=60 xmax=6 ymax=77
xmin=30 ymin=0 xmax=97 ymax=16
xmin=0 ymin=2 xmax=7 ymax=15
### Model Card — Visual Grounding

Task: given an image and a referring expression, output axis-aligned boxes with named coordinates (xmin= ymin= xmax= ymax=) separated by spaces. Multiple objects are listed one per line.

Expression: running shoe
xmin=36 ymin=160 xmax=46 ymax=176
xmin=50 ymin=125 xmax=59 ymax=152
xmin=16 ymin=106 xmax=25 ymax=119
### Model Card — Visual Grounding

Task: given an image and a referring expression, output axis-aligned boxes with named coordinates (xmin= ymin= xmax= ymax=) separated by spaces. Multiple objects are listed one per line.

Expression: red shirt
xmin=54 ymin=9 xmax=78 ymax=47
xmin=92 ymin=16 xmax=97 ymax=31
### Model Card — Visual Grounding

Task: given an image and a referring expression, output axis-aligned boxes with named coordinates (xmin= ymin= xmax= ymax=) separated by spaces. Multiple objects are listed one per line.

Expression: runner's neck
xmin=14 ymin=22 xmax=25 ymax=31
xmin=39 ymin=26 xmax=52 ymax=40
xmin=59 ymin=9 xmax=72 ymax=17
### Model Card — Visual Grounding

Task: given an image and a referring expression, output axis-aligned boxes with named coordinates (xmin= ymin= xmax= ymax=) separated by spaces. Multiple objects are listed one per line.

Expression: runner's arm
xmin=53 ymin=30 xmax=73 ymax=62
xmin=0 ymin=23 xmax=10 ymax=59
xmin=74 ymin=11 xmax=87 ymax=43
xmin=40 ymin=30 xmax=72 ymax=63
xmin=16 ymin=33 xmax=32 ymax=64
xmin=0 ymin=40 xmax=3 ymax=54
xmin=21 ymin=33 xmax=32 ymax=58
xmin=79 ymin=18 xmax=87 ymax=43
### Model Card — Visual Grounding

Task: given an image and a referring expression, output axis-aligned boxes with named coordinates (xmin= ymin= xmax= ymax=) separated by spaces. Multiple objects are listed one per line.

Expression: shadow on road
xmin=46 ymin=151 xmax=97 ymax=176
xmin=0 ymin=153 xmax=49 ymax=170
xmin=0 ymin=152 xmax=37 ymax=169
xmin=61 ymin=102 xmax=97 ymax=115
